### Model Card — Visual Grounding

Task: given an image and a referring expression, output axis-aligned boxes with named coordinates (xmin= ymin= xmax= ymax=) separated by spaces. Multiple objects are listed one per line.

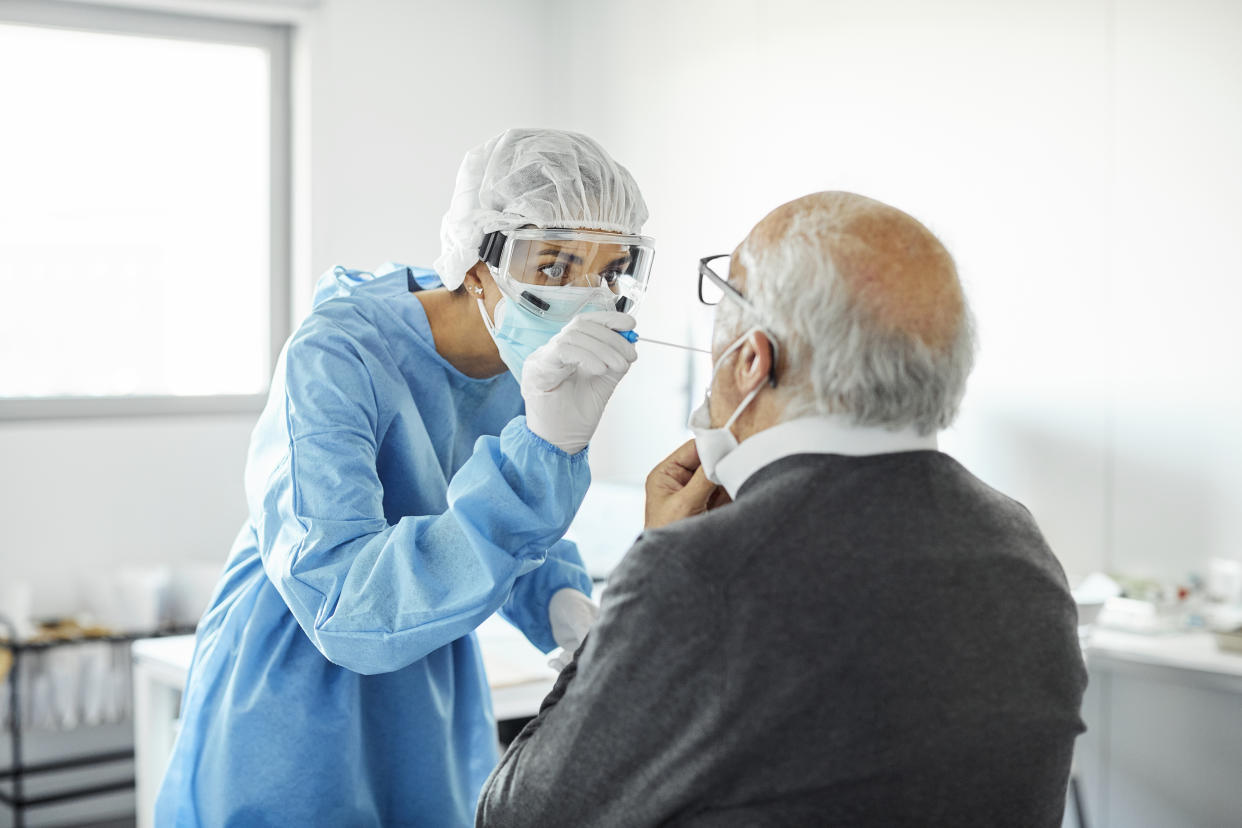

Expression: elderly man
xmin=476 ymin=191 xmax=1086 ymax=827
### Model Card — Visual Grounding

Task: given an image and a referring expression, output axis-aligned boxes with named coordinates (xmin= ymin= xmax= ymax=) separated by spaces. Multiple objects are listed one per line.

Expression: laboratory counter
xmin=1084 ymin=627 xmax=1242 ymax=691
xmin=1076 ymin=627 xmax=1242 ymax=828
xmin=129 ymin=622 xmax=1242 ymax=828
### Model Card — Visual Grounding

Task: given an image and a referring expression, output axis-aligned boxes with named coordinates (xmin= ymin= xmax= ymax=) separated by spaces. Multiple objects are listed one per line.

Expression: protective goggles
xmin=478 ymin=228 xmax=655 ymax=321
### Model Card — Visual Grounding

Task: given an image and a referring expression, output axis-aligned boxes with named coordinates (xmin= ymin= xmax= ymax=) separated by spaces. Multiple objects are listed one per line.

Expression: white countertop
xmin=1085 ymin=627 xmax=1242 ymax=693
xmin=131 ymin=612 xmax=558 ymax=721
xmin=135 ymin=622 xmax=1242 ymax=721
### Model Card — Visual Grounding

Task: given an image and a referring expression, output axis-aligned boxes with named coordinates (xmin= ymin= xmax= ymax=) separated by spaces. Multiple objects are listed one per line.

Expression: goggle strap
xmin=478 ymin=231 xmax=507 ymax=269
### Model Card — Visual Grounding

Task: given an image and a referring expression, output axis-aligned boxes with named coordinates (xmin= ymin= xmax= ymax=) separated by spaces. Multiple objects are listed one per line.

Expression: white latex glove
xmin=522 ymin=311 xmax=638 ymax=454
xmin=547 ymin=587 xmax=600 ymax=671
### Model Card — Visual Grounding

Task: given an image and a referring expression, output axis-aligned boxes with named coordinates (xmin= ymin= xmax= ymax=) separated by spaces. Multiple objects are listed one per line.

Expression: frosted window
xmin=0 ymin=23 xmax=271 ymax=398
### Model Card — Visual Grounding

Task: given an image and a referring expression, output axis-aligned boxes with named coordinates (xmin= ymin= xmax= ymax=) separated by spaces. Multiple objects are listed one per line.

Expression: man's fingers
xmin=678 ymin=465 xmax=718 ymax=508
xmin=644 ymin=463 xmax=723 ymax=530
xmin=647 ymin=442 xmax=714 ymax=503
xmin=706 ymin=483 xmax=733 ymax=511
xmin=664 ymin=438 xmax=703 ymax=475
xmin=647 ymin=439 xmax=701 ymax=491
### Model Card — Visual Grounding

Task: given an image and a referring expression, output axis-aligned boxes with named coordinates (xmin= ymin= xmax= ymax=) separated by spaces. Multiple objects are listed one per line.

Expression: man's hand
xmin=644 ymin=439 xmax=729 ymax=530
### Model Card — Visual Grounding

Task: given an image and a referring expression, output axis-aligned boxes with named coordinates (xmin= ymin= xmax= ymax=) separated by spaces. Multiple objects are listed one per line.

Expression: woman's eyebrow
xmin=537 ymin=248 xmax=585 ymax=265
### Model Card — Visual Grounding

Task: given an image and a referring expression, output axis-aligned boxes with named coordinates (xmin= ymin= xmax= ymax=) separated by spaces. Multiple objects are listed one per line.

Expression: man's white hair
xmin=724 ymin=195 xmax=975 ymax=435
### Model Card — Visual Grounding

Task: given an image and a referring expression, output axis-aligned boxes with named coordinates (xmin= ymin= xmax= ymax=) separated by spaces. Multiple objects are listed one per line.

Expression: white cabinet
xmin=1075 ymin=631 xmax=1242 ymax=828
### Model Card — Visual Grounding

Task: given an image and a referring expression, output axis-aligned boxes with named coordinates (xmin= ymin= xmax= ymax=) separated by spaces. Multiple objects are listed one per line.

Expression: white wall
xmin=23 ymin=2 xmax=1242 ymax=825
xmin=1107 ymin=0 xmax=1242 ymax=581
xmin=0 ymin=0 xmax=557 ymax=619
xmin=558 ymin=0 xmax=1242 ymax=588
xmin=302 ymin=0 xmax=555 ymax=287
xmin=3 ymin=0 xmax=1240 ymax=615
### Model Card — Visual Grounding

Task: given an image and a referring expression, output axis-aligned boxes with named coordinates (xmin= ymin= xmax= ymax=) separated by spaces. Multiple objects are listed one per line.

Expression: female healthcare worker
xmin=154 ymin=128 xmax=654 ymax=826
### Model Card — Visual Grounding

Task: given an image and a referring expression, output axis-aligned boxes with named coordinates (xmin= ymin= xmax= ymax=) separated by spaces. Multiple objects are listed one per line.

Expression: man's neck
xmin=716 ymin=414 xmax=940 ymax=499
xmin=730 ymin=392 xmax=787 ymax=444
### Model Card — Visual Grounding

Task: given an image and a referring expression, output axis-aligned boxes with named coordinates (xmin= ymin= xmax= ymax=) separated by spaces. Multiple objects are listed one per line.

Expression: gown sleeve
xmin=252 ymin=315 xmax=590 ymax=675
xmin=499 ymin=539 xmax=593 ymax=653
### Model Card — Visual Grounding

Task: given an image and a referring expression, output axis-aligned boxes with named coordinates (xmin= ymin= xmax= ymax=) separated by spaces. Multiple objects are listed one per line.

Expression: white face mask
xmin=687 ymin=326 xmax=768 ymax=484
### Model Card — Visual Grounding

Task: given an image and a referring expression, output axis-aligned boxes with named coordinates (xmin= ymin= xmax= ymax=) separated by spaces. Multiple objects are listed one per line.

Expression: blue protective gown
xmin=155 ymin=265 xmax=593 ymax=827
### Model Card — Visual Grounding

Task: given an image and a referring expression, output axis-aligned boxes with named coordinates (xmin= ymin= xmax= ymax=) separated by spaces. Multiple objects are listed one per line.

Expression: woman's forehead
xmin=522 ymin=239 xmax=633 ymax=259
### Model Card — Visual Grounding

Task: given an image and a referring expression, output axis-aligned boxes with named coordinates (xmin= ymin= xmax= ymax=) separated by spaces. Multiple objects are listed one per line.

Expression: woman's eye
xmin=600 ymin=269 xmax=622 ymax=286
xmin=537 ymin=263 xmax=568 ymax=283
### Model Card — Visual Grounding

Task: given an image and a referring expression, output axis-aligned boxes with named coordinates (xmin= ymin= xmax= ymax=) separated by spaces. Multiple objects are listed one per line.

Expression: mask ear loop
xmin=476 ymin=297 xmax=498 ymax=335
xmin=712 ymin=326 xmax=771 ymax=432
xmin=722 ymin=383 xmax=764 ymax=432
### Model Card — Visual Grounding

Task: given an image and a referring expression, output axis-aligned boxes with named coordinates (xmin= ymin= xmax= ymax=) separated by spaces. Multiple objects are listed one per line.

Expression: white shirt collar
xmin=714 ymin=415 xmax=940 ymax=499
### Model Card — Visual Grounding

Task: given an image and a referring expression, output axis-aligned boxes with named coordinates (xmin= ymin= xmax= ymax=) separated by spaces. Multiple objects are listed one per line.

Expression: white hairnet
xmin=433 ymin=128 xmax=649 ymax=289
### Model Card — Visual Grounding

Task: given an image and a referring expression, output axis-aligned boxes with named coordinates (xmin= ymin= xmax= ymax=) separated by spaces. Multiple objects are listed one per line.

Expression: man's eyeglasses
xmin=698 ymin=254 xmax=752 ymax=310
xmin=696 ymin=253 xmax=780 ymax=387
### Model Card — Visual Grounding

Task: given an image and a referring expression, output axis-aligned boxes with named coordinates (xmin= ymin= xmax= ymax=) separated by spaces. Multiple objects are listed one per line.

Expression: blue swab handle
xmin=618 ymin=330 xmax=639 ymax=343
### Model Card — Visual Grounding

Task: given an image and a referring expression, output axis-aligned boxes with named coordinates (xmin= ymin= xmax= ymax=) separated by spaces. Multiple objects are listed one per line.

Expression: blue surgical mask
xmin=477 ymin=297 xmax=566 ymax=383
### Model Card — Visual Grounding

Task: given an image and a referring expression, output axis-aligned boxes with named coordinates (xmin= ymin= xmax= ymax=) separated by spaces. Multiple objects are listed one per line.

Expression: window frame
xmin=0 ymin=0 xmax=293 ymax=420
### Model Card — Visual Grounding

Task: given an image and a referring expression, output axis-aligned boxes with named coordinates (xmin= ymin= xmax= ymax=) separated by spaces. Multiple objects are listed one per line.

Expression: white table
xmin=1077 ymin=628 xmax=1242 ymax=828
xmin=1085 ymin=627 xmax=1242 ymax=689
xmin=130 ymin=615 xmax=558 ymax=828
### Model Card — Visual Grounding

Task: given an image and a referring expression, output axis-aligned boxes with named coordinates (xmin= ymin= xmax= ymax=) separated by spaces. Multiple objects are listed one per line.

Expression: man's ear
xmin=732 ymin=330 xmax=773 ymax=395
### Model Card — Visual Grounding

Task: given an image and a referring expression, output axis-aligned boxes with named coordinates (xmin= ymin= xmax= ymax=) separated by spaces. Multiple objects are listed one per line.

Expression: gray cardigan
xmin=477 ymin=451 xmax=1087 ymax=827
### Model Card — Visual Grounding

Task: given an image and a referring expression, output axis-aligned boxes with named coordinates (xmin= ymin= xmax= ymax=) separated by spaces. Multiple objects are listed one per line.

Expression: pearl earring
xmin=469 ymin=285 xmax=484 ymax=297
